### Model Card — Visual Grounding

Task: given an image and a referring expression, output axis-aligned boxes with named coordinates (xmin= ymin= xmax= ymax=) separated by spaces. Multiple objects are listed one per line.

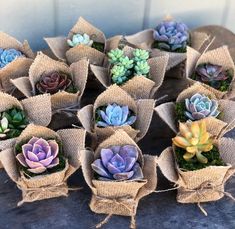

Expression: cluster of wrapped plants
xmin=0 ymin=15 xmax=234 ymax=228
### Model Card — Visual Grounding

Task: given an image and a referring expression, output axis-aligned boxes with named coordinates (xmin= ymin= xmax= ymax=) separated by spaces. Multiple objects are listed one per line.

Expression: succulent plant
xmin=16 ymin=137 xmax=60 ymax=174
xmin=153 ymin=20 xmax=189 ymax=52
xmin=96 ymin=103 xmax=136 ymax=127
xmin=195 ymin=64 xmax=229 ymax=90
xmin=0 ymin=108 xmax=28 ymax=139
xmin=119 ymin=56 xmax=134 ymax=69
xmin=36 ymin=71 xmax=77 ymax=95
xmin=172 ymin=121 xmax=214 ymax=164
xmin=185 ymin=93 xmax=220 ymax=121
xmin=0 ymin=48 xmax=24 ymax=68
xmin=134 ymin=61 xmax=150 ymax=76
xmin=133 ymin=49 xmax=149 ymax=62
xmin=108 ymin=48 xmax=124 ymax=64
xmin=67 ymin=33 xmax=93 ymax=48
xmin=111 ymin=65 xmax=129 ymax=85
xmin=91 ymin=145 xmax=143 ymax=180
xmin=0 ymin=117 xmax=10 ymax=139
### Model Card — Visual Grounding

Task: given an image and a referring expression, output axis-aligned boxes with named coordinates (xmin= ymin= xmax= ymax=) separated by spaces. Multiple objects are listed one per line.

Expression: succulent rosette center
xmin=0 ymin=48 xmax=24 ymax=68
xmin=16 ymin=137 xmax=60 ymax=174
xmin=185 ymin=93 xmax=220 ymax=121
xmin=36 ymin=71 xmax=76 ymax=95
xmin=91 ymin=145 xmax=143 ymax=180
xmin=96 ymin=103 xmax=136 ymax=127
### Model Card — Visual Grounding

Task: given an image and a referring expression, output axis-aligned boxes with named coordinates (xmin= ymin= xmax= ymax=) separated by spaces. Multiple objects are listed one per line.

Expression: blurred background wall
xmin=0 ymin=0 xmax=233 ymax=51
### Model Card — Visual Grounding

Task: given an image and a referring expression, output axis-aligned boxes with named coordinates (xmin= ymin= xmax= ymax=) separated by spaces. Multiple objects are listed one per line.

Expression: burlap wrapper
xmin=11 ymin=52 xmax=89 ymax=111
xmin=44 ymin=17 xmax=106 ymax=65
xmin=0 ymin=32 xmax=34 ymax=93
xmin=186 ymin=45 xmax=235 ymax=100
xmin=106 ymin=29 xmax=210 ymax=71
xmin=0 ymin=124 xmax=86 ymax=205
xmin=77 ymin=85 xmax=154 ymax=144
xmin=80 ymin=129 xmax=157 ymax=228
xmin=91 ymin=45 xmax=169 ymax=99
xmin=0 ymin=92 xmax=52 ymax=168
xmin=158 ymin=137 xmax=235 ymax=204
xmin=155 ymin=83 xmax=235 ymax=137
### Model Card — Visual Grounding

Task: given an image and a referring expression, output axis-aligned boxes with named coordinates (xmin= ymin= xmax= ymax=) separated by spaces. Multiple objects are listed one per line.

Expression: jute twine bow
xmin=94 ymin=195 xmax=137 ymax=229
xmin=17 ymin=182 xmax=82 ymax=206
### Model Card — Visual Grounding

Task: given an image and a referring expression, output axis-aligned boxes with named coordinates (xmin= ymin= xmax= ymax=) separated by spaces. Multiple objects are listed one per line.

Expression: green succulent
xmin=111 ymin=65 xmax=130 ymax=85
xmin=134 ymin=61 xmax=150 ymax=76
xmin=0 ymin=108 xmax=29 ymax=139
xmin=108 ymin=48 xmax=124 ymax=64
xmin=133 ymin=49 xmax=149 ymax=62
xmin=119 ymin=56 xmax=134 ymax=69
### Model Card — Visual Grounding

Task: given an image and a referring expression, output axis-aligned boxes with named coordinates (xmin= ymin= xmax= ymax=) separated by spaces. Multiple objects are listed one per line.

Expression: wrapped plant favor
xmin=0 ymin=32 xmax=34 ymax=93
xmin=77 ymin=85 xmax=154 ymax=144
xmin=0 ymin=124 xmax=85 ymax=205
xmin=0 ymin=92 xmax=52 ymax=169
xmin=80 ymin=129 xmax=157 ymax=228
xmin=107 ymin=18 xmax=210 ymax=71
xmin=45 ymin=17 xmax=106 ymax=65
xmin=186 ymin=46 xmax=235 ymax=99
xmin=158 ymin=120 xmax=235 ymax=214
xmin=11 ymin=52 xmax=88 ymax=111
xmin=91 ymin=46 xmax=168 ymax=99
xmin=155 ymin=83 xmax=235 ymax=136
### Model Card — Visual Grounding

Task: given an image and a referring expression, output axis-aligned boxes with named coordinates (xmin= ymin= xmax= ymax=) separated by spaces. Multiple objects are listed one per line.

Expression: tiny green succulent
xmin=108 ymin=48 xmax=150 ymax=85
xmin=133 ymin=49 xmax=149 ymax=62
xmin=108 ymin=49 xmax=124 ymax=64
xmin=134 ymin=61 xmax=150 ymax=76
xmin=0 ymin=108 xmax=29 ymax=139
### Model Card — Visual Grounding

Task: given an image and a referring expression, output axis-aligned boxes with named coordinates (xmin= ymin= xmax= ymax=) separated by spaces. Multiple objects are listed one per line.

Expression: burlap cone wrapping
xmin=158 ymin=137 xmax=235 ymax=205
xmin=77 ymin=85 xmax=154 ymax=144
xmin=45 ymin=17 xmax=106 ymax=65
xmin=11 ymin=52 xmax=89 ymax=111
xmin=0 ymin=124 xmax=86 ymax=205
xmin=186 ymin=46 xmax=235 ymax=100
xmin=0 ymin=32 xmax=34 ymax=93
xmin=109 ymin=29 xmax=210 ymax=71
xmin=90 ymin=46 xmax=169 ymax=99
xmin=80 ymin=130 xmax=157 ymax=228
xmin=0 ymin=92 xmax=52 ymax=170
xmin=155 ymin=83 xmax=235 ymax=137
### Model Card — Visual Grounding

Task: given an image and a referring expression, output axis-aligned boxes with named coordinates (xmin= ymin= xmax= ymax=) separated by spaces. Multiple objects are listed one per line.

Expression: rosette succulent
xmin=96 ymin=103 xmax=136 ymax=127
xmin=36 ymin=71 xmax=77 ymax=95
xmin=16 ymin=137 xmax=60 ymax=174
xmin=91 ymin=145 xmax=143 ymax=180
xmin=153 ymin=20 xmax=189 ymax=52
xmin=172 ymin=121 xmax=213 ymax=164
xmin=185 ymin=93 xmax=220 ymax=121
xmin=0 ymin=108 xmax=28 ymax=139
xmin=0 ymin=48 xmax=24 ymax=68
xmin=108 ymin=48 xmax=150 ymax=85
xmin=67 ymin=33 xmax=93 ymax=47
xmin=195 ymin=63 xmax=231 ymax=91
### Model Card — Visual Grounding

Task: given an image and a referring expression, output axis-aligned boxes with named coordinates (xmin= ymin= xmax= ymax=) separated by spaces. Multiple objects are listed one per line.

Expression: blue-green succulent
xmin=108 ymin=49 xmax=124 ymax=64
xmin=0 ymin=48 xmax=24 ymax=68
xmin=67 ymin=33 xmax=93 ymax=47
xmin=134 ymin=61 xmax=150 ymax=76
xmin=133 ymin=49 xmax=149 ymax=62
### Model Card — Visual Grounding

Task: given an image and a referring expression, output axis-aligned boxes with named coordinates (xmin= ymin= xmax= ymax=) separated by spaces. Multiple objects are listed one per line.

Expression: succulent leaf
xmin=0 ymin=48 xmax=24 ymax=68
xmin=67 ymin=33 xmax=93 ymax=47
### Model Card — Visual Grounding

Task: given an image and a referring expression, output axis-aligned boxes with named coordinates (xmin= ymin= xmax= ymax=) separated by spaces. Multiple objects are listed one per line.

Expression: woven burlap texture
xmin=106 ymin=29 xmax=209 ymax=70
xmin=0 ymin=32 xmax=34 ymax=92
xmin=44 ymin=17 xmax=106 ymax=65
xmin=90 ymin=45 xmax=169 ymax=99
xmin=77 ymin=85 xmax=154 ymax=144
xmin=186 ymin=45 xmax=235 ymax=100
xmin=11 ymin=52 xmax=89 ymax=111
xmin=80 ymin=129 xmax=157 ymax=221
xmin=155 ymin=83 xmax=235 ymax=137
xmin=157 ymin=137 xmax=235 ymax=204
xmin=0 ymin=124 xmax=86 ymax=205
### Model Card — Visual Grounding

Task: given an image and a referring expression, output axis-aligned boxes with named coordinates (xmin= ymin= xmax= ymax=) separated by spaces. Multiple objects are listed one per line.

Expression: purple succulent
xmin=96 ymin=103 xmax=136 ymax=127
xmin=153 ymin=20 xmax=189 ymax=52
xmin=91 ymin=145 xmax=143 ymax=181
xmin=16 ymin=137 xmax=60 ymax=174
xmin=195 ymin=64 xmax=229 ymax=89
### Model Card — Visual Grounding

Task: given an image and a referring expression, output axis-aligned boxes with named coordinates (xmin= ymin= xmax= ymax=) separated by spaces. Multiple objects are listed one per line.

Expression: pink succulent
xmin=16 ymin=137 xmax=59 ymax=174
